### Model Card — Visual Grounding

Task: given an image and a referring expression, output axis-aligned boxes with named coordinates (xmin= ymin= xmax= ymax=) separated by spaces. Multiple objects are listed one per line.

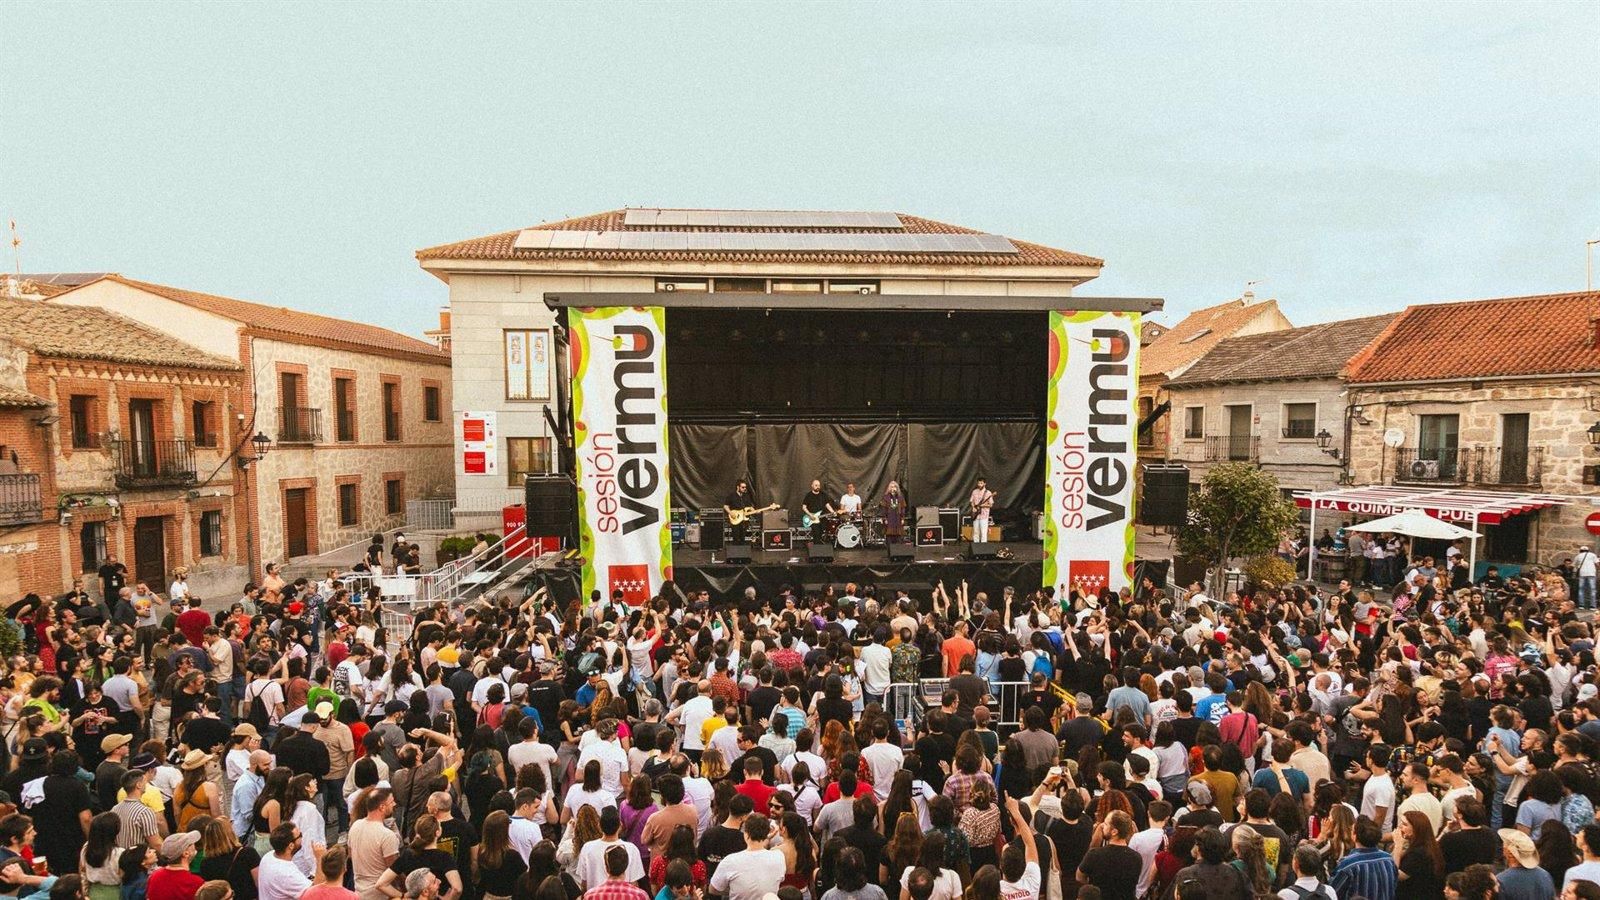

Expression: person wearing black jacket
xmin=273 ymin=712 xmax=330 ymax=779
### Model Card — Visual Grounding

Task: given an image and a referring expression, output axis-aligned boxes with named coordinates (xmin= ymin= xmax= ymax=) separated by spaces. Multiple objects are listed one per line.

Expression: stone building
xmin=1164 ymin=313 xmax=1397 ymax=496
xmin=417 ymin=207 xmax=1111 ymax=530
xmin=1339 ymin=290 xmax=1600 ymax=568
xmin=0 ymin=297 xmax=248 ymax=600
xmin=1135 ymin=293 xmax=1293 ymax=467
xmin=51 ymin=276 xmax=453 ymax=577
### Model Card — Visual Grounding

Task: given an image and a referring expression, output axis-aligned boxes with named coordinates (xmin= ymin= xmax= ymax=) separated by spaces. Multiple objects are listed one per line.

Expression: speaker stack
xmin=1141 ymin=465 xmax=1191 ymax=526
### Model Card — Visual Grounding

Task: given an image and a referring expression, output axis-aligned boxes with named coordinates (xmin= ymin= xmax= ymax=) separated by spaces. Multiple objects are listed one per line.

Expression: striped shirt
xmin=1330 ymin=847 xmax=1397 ymax=900
xmin=112 ymin=799 xmax=160 ymax=850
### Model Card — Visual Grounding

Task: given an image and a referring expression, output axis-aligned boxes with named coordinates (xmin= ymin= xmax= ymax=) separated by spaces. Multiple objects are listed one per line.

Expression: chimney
xmin=1241 ymin=290 xmax=1256 ymax=304
xmin=438 ymin=309 xmax=451 ymax=332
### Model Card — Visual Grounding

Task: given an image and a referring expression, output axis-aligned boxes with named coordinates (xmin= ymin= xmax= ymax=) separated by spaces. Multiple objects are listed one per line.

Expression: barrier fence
xmin=885 ymin=679 xmax=1031 ymax=732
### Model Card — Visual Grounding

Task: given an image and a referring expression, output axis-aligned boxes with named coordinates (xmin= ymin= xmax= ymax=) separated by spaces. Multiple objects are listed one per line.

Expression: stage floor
xmin=670 ymin=541 xmax=1043 ymax=599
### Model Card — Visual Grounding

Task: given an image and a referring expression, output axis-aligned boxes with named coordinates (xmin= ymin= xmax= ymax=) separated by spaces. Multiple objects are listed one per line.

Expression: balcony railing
xmin=0 ymin=474 xmax=44 ymax=525
xmin=278 ymin=407 xmax=323 ymax=444
xmin=1393 ymin=446 xmax=1543 ymax=488
xmin=1205 ymin=435 xmax=1259 ymax=462
xmin=110 ymin=439 xmax=197 ymax=489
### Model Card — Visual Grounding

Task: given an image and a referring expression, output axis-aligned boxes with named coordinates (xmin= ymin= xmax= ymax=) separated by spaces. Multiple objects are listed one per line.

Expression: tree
xmin=1175 ymin=462 xmax=1300 ymax=597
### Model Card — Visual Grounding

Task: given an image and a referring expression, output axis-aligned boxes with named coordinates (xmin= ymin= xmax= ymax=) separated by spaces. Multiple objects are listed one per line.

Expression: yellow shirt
xmin=700 ymin=715 xmax=727 ymax=747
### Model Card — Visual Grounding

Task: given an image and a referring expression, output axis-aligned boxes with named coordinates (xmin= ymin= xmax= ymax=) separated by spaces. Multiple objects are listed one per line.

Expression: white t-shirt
xmin=577 ymin=739 xmax=629 ymax=796
xmin=509 ymin=814 xmax=541 ymax=863
xmin=1361 ymin=773 xmax=1396 ymax=833
xmin=1129 ymin=827 xmax=1165 ymax=897
xmin=563 ymin=783 xmax=619 ymax=818
xmin=245 ymin=679 xmax=285 ymax=727
xmin=678 ymin=696 xmax=713 ymax=750
xmin=575 ymin=837 xmax=645 ymax=890
xmin=708 ymin=847 xmax=786 ymax=900
xmin=902 ymin=867 xmax=962 ymax=900
xmin=861 ymin=742 xmax=905 ymax=800
xmin=258 ymin=852 xmax=312 ymax=900
xmin=683 ymin=775 xmax=714 ymax=834
xmin=1579 ymin=550 xmax=1599 ymax=578
xmin=998 ymin=860 xmax=1041 ymax=900
xmin=859 ymin=643 xmax=892 ymax=694
xmin=506 ymin=740 xmax=558 ymax=787
xmin=838 ymin=493 xmax=862 ymax=514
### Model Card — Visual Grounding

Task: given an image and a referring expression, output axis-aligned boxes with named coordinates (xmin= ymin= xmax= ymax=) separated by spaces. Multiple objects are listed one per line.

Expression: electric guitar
xmin=801 ymin=509 xmax=832 ymax=529
xmin=726 ymin=503 xmax=779 ymax=526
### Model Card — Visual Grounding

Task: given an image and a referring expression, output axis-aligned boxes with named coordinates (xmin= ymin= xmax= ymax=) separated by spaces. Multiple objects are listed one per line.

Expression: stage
xmin=667 ymin=541 xmax=1043 ymax=599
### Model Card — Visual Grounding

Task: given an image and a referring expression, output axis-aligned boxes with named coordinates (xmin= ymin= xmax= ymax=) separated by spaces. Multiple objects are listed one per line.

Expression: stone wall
xmin=1163 ymin=377 xmax=1350 ymax=492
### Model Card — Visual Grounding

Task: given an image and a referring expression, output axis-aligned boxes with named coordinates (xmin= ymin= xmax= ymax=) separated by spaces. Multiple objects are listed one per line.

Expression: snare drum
xmin=835 ymin=522 xmax=862 ymax=549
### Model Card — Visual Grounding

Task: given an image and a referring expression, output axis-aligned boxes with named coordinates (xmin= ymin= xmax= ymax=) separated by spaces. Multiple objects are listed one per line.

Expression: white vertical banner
xmin=1043 ymin=310 xmax=1139 ymax=596
xmin=570 ymin=307 xmax=673 ymax=605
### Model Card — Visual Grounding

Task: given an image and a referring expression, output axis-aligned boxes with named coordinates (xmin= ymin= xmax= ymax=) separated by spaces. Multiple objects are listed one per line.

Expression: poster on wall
xmin=1044 ymin=310 xmax=1140 ymax=595
xmin=460 ymin=411 xmax=498 ymax=475
xmin=570 ymin=307 xmax=673 ymax=605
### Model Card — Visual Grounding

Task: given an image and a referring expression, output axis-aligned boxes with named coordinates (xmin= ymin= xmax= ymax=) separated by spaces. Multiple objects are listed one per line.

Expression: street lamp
xmin=1587 ymin=421 xmax=1600 ymax=450
xmin=237 ymin=432 xmax=273 ymax=468
xmin=1315 ymin=428 xmax=1340 ymax=460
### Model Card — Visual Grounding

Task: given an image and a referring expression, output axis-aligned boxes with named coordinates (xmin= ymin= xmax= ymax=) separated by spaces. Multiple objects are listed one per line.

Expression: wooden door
xmin=133 ymin=517 xmax=166 ymax=588
xmin=129 ymin=399 xmax=157 ymax=476
xmin=1500 ymin=413 xmax=1530 ymax=484
xmin=284 ymin=488 xmax=309 ymax=558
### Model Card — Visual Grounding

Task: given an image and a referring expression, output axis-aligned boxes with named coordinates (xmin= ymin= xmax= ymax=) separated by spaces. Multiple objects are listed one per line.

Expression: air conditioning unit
xmin=1410 ymin=459 xmax=1440 ymax=479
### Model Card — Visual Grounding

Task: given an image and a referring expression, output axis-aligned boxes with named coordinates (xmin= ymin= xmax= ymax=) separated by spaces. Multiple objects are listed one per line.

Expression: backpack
xmin=1285 ymin=882 xmax=1329 ymax=900
xmin=245 ymin=681 xmax=273 ymax=735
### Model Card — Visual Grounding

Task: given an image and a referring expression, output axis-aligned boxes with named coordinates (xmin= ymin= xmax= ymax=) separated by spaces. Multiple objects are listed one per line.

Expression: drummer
xmin=802 ymin=479 xmax=836 ymax=543
xmin=838 ymin=482 xmax=863 ymax=518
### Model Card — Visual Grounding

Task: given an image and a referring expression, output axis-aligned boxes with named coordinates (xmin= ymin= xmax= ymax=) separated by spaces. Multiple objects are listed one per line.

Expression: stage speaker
xmin=888 ymin=542 xmax=914 ymax=562
xmin=763 ymin=529 xmax=792 ymax=552
xmin=915 ymin=525 xmax=943 ymax=547
xmin=808 ymin=543 xmax=834 ymax=563
xmin=524 ymin=475 xmax=577 ymax=536
xmin=915 ymin=506 xmax=940 ymax=528
xmin=700 ymin=517 xmax=725 ymax=551
xmin=1134 ymin=559 xmax=1171 ymax=590
xmin=939 ymin=508 xmax=961 ymax=542
xmin=725 ymin=543 xmax=752 ymax=564
xmin=968 ymin=542 xmax=998 ymax=561
xmin=762 ymin=509 xmax=789 ymax=532
xmin=1141 ymin=466 xmax=1190 ymax=526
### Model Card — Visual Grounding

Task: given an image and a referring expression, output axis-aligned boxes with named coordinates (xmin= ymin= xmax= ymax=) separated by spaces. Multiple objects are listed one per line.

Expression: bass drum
xmin=835 ymin=522 xmax=862 ymax=549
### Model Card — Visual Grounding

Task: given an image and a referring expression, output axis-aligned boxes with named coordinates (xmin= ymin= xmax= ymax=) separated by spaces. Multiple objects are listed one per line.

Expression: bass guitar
xmin=801 ymin=510 xmax=832 ymax=529
xmin=726 ymin=503 xmax=779 ymax=526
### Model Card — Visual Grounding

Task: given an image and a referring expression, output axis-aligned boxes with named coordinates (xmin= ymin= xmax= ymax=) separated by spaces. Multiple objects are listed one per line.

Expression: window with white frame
xmin=504 ymin=329 xmax=552 ymax=401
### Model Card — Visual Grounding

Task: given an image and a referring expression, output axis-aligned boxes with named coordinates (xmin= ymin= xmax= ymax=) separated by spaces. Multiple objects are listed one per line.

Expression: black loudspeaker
xmin=1134 ymin=559 xmax=1171 ymax=589
xmin=888 ymin=542 xmax=914 ymax=562
xmin=939 ymin=508 xmax=961 ymax=542
xmin=763 ymin=509 xmax=789 ymax=531
xmin=525 ymin=475 xmax=577 ymax=536
xmin=914 ymin=506 xmax=940 ymax=528
xmin=1141 ymin=465 xmax=1191 ymax=526
xmin=968 ymin=542 xmax=998 ymax=561
xmin=701 ymin=517 xmax=726 ymax=551
xmin=808 ymin=542 xmax=834 ymax=563
xmin=725 ymin=543 xmax=752 ymax=563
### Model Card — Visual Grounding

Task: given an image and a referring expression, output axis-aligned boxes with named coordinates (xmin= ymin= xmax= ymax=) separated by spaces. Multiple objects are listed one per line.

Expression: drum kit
xmin=812 ymin=512 xmax=887 ymax=549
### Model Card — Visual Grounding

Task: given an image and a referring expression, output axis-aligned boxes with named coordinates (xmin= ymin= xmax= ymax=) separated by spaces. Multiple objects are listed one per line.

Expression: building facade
xmin=51 ymin=276 xmax=453 ymax=575
xmin=415 ymin=208 xmax=1112 ymax=529
xmin=1163 ymin=314 xmax=1396 ymax=496
xmin=1342 ymin=291 xmax=1600 ymax=567
xmin=0 ymin=297 xmax=249 ymax=600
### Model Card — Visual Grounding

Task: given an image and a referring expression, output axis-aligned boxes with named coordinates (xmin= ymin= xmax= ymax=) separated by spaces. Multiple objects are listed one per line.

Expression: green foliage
xmin=0 ymin=618 xmax=21 ymax=660
xmin=438 ymin=535 xmax=478 ymax=554
xmin=1242 ymin=555 xmax=1297 ymax=587
xmin=1175 ymin=462 xmax=1300 ymax=588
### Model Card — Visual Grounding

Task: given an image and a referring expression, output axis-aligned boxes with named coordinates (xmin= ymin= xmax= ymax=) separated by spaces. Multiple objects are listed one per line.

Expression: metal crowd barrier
xmin=886 ymin=679 xmax=1032 ymax=732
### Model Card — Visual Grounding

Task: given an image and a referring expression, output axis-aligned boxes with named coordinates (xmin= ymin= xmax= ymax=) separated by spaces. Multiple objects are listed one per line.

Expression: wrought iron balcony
xmin=110 ymin=439 xmax=197 ymax=489
xmin=1205 ymin=435 xmax=1259 ymax=462
xmin=0 ymin=474 xmax=44 ymax=525
xmin=1482 ymin=447 xmax=1543 ymax=487
xmin=278 ymin=407 xmax=323 ymax=445
xmin=1393 ymin=446 xmax=1543 ymax=488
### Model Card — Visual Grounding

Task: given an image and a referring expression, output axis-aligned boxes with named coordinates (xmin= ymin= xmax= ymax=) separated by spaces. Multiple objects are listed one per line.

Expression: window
xmin=80 ymin=521 xmax=107 ymax=571
xmin=333 ymin=377 xmax=356 ymax=442
xmin=713 ymin=278 xmax=765 ymax=293
xmin=338 ymin=482 xmax=359 ymax=527
xmin=504 ymin=330 xmax=552 ymax=401
xmin=771 ymin=279 xmax=823 ymax=293
xmin=1282 ymin=403 xmax=1317 ymax=439
xmin=423 ymin=385 xmax=441 ymax=422
xmin=385 ymin=478 xmax=403 ymax=515
xmin=69 ymin=395 xmax=98 ymax=448
xmin=191 ymin=401 xmax=216 ymax=447
xmin=382 ymin=381 xmax=401 ymax=442
xmin=507 ymin=437 xmax=551 ymax=487
xmin=199 ymin=510 xmax=223 ymax=557
xmin=1184 ymin=406 xmax=1205 ymax=440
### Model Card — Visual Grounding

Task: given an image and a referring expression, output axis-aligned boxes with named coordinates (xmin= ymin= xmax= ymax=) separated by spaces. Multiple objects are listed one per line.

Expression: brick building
xmin=52 ymin=276 xmax=454 ymax=575
xmin=0 ymin=297 xmax=248 ymax=601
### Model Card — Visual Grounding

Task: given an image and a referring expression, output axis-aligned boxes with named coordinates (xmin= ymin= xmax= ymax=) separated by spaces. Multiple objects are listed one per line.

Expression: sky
xmin=2 ymin=2 xmax=1597 ymax=338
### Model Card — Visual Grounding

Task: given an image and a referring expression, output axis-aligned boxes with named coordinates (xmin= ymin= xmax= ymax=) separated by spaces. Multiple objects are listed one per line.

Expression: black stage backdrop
xmin=668 ymin=421 xmax=1043 ymax=520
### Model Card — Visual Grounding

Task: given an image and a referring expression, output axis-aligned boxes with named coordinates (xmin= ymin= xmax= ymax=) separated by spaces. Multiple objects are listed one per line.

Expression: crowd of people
xmin=1 ymin=534 xmax=1600 ymax=900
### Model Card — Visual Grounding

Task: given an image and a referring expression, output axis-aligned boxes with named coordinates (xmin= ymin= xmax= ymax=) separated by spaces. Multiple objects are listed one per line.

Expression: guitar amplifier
xmin=915 ymin=524 xmax=943 ymax=547
xmin=939 ymin=508 xmax=961 ymax=543
xmin=763 ymin=529 xmax=793 ymax=551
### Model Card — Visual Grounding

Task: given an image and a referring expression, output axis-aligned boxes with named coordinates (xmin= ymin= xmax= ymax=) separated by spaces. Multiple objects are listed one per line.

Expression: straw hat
xmin=179 ymin=749 xmax=210 ymax=771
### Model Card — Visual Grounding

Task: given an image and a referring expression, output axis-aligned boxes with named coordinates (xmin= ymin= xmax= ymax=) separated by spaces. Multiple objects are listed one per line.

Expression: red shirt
xmin=146 ymin=866 xmax=204 ymax=900
xmin=176 ymin=609 xmax=212 ymax=648
xmin=734 ymin=777 xmax=778 ymax=811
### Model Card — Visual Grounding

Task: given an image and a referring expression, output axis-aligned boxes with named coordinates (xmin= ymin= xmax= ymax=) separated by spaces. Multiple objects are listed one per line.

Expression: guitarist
xmin=801 ymin=479 xmax=836 ymax=544
xmin=969 ymin=477 xmax=995 ymax=544
xmin=724 ymin=479 xmax=756 ymax=544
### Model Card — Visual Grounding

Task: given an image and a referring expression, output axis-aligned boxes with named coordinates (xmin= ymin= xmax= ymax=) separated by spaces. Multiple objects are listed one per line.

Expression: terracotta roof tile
xmin=89 ymin=276 xmax=450 ymax=363
xmin=415 ymin=208 xmax=1102 ymax=268
xmin=1345 ymin=291 xmax=1600 ymax=383
xmin=0 ymin=297 xmax=240 ymax=371
xmin=1167 ymin=314 xmax=1398 ymax=387
xmin=0 ymin=386 xmax=49 ymax=409
xmin=1140 ymin=298 xmax=1289 ymax=378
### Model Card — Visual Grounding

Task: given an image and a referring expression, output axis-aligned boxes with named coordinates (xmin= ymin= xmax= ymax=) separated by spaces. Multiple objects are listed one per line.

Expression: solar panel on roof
xmin=547 ymin=231 xmax=587 ymax=249
xmin=513 ymin=230 xmax=557 ymax=250
xmin=516 ymin=230 xmax=1017 ymax=254
xmin=620 ymin=209 xmax=906 ymax=229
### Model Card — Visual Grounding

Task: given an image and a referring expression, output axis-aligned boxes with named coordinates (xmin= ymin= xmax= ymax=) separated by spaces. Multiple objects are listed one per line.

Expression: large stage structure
xmin=542 ymin=289 xmax=1162 ymax=604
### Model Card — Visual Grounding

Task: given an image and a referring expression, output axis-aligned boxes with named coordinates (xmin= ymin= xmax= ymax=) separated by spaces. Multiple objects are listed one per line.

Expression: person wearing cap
xmin=94 ymin=733 xmax=133 ymax=812
xmin=1498 ymin=827 xmax=1557 ymax=900
xmin=146 ymin=830 xmax=203 ymax=899
xmin=1576 ymin=544 xmax=1598 ymax=611
xmin=1173 ymin=780 xmax=1222 ymax=829
xmin=313 ymin=702 xmax=355 ymax=835
xmin=275 ymin=712 xmax=331 ymax=781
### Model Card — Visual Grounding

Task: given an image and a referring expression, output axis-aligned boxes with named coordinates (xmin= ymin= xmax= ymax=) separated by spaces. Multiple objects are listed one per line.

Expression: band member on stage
xmin=838 ymin=482 xmax=863 ymax=517
xmin=801 ymin=479 xmax=835 ymax=543
xmin=725 ymin=479 xmax=755 ymax=544
xmin=970 ymin=477 xmax=995 ymax=544
xmin=879 ymin=480 xmax=907 ymax=544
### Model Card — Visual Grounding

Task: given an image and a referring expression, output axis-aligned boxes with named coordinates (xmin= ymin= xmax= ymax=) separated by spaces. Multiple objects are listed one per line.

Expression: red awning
xmin=1294 ymin=485 xmax=1569 ymax=526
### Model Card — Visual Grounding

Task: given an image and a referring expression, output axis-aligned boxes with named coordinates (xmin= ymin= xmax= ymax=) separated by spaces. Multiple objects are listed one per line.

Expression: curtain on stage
xmin=668 ymin=424 xmax=748 ymax=512
xmin=905 ymin=422 xmax=1044 ymax=514
xmin=749 ymin=424 xmax=905 ymax=515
